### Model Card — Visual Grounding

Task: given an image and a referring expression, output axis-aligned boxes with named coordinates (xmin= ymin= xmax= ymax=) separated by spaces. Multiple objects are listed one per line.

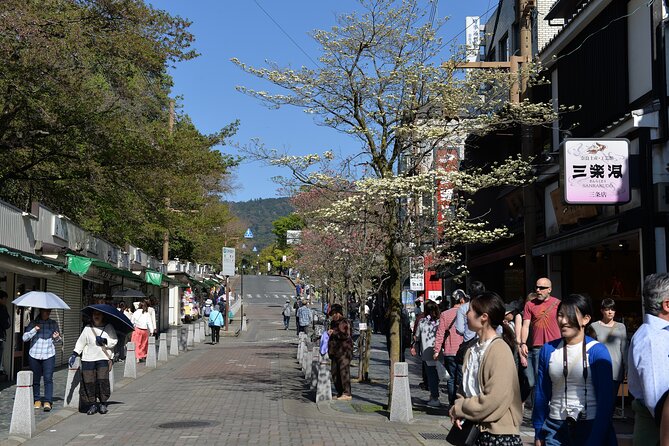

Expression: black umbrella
xmin=82 ymin=304 xmax=134 ymax=336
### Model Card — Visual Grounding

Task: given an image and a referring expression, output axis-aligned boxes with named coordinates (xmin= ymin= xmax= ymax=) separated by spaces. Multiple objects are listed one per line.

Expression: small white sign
xmin=222 ymin=247 xmax=236 ymax=276
xmin=358 ymin=322 xmax=368 ymax=331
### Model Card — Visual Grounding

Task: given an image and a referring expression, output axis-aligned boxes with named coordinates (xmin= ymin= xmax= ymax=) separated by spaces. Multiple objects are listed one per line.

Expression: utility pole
xmin=442 ymin=1 xmax=536 ymax=291
xmin=163 ymin=99 xmax=175 ymax=265
xmin=518 ymin=0 xmax=536 ymax=292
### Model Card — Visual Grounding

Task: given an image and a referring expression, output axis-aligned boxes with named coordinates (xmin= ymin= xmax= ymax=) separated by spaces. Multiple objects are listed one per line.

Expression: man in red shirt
xmin=519 ymin=277 xmax=561 ymax=397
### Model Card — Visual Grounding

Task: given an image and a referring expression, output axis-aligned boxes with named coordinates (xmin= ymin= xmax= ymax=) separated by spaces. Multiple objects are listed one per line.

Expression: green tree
xmin=271 ymin=214 xmax=304 ymax=249
xmin=0 ymin=0 xmax=239 ymax=261
xmin=233 ymin=0 xmax=556 ymax=401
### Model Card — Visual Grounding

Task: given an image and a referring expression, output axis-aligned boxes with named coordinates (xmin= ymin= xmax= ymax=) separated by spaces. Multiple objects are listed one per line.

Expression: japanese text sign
xmin=562 ymin=139 xmax=630 ymax=204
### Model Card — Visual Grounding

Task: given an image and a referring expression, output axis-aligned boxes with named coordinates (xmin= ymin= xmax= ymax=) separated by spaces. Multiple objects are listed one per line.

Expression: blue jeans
xmin=425 ymin=363 xmax=439 ymax=399
xmin=29 ymin=355 xmax=55 ymax=403
xmin=542 ymin=417 xmax=594 ymax=446
xmin=444 ymin=355 xmax=458 ymax=405
xmin=525 ymin=347 xmax=541 ymax=389
xmin=283 ymin=315 xmax=290 ymax=329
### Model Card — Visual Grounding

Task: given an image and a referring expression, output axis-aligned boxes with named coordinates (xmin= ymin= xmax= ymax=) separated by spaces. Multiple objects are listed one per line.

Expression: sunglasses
xmin=536 ymin=286 xmax=550 ymax=290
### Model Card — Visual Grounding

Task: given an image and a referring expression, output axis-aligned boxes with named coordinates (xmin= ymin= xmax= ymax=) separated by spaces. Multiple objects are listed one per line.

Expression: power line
xmin=439 ymin=2 xmax=499 ymax=52
xmin=252 ymin=0 xmax=320 ymax=67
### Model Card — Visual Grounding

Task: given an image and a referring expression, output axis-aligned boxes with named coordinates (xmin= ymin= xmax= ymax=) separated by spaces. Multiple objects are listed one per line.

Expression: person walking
xmin=532 ymin=294 xmax=616 ymax=446
xmin=282 ymin=300 xmax=291 ymax=330
xmin=208 ymin=305 xmax=224 ymax=344
xmin=296 ymin=299 xmax=312 ymax=337
xmin=448 ymin=291 xmax=523 ymax=445
xmin=591 ymin=298 xmax=627 ymax=401
xmin=328 ymin=304 xmax=353 ymax=400
xmin=69 ymin=309 xmax=118 ymax=415
xmin=412 ymin=299 xmax=442 ymax=407
xmin=628 ymin=273 xmax=669 ymax=446
xmin=520 ymin=278 xmax=561 ymax=400
xmin=202 ymin=299 xmax=213 ymax=337
xmin=434 ymin=289 xmax=465 ymax=406
xmin=22 ymin=308 xmax=62 ymax=411
xmin=130 ymin=301 xmax=154 ymax=362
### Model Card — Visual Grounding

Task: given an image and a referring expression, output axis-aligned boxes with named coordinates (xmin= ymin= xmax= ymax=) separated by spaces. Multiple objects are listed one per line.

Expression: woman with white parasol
xmin=14 ymin=291 xmax=69 ymax=413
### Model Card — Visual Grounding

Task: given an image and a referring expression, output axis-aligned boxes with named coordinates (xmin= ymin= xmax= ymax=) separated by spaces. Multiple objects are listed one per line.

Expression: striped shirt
xmin=22 ymin=318 xmax=62 ymax=360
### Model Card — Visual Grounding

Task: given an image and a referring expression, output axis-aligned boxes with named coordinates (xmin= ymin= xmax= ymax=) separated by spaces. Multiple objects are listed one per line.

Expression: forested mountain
xmin=227 ymin=198 xmax=294 ymax=250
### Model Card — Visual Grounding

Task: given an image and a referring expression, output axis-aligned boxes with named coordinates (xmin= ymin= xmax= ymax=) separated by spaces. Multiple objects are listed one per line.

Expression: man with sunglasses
xmin=519 ymin=277 xmax=561 ymax=406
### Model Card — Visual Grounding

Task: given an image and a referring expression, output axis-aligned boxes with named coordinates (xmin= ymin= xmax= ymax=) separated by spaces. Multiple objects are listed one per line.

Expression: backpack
xmin=203 ymin=305 xmax=212 ymax=317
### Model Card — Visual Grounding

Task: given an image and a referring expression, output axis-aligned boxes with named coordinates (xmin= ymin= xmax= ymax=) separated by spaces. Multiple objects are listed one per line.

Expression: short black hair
xmin=600 ymin=298 xmax=616 ymax=310
xmin=0 ymin=290 xmax=7 ymax=299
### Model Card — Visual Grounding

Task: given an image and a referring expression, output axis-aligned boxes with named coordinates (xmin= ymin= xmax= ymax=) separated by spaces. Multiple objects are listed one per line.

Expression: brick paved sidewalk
xmin=0 ymin=302 xmax=635 ymax=445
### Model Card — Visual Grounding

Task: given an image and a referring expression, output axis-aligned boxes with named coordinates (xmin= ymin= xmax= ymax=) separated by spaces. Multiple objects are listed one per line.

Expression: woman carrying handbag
xmin=448 ymin=292 xmax=523 ymax=446
xmin=208 ymin=305 xmax=224 ymax=344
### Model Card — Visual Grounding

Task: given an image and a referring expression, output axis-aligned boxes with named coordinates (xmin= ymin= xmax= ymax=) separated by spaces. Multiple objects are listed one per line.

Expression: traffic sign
xmin=244 ymin=228 xmax=254 ymax=238
xmin=252 ymin=246 xmax=258 ymax=252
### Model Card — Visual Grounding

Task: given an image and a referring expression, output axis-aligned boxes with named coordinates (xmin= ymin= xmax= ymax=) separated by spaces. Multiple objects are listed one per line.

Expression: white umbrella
xmin=12 ymin=291 xmax=71 ymax=310
xmin=112 ymin=289 xmax=145 ymax=299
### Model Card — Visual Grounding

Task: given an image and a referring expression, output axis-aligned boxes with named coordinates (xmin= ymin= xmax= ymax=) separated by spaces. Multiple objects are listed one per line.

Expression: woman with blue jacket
xmin=532 ymin=294 xmax=617 ymax=446
xmin=208 ymin=305 xmax=224 ymax=344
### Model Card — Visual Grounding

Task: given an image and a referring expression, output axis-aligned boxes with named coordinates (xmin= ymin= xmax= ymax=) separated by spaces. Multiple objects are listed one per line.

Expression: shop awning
xmin=532 ymin=220 xmax=619 ymax=256
xmin=0 ymin=246 xmax=68 ymax=277
xmin=144 ymin=269 xmax=163 ymax=287
xmin=66 ymin=254 xmax=143 ymax=283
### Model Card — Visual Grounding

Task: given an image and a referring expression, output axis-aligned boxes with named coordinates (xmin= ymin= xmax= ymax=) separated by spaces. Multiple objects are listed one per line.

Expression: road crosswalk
xmin=244 ymin=293 xmax=295 ymax=300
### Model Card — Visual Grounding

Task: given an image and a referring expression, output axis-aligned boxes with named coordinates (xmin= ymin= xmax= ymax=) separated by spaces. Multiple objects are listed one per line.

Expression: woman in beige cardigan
xmin=449 ymin=291 xmax=523 ymax=445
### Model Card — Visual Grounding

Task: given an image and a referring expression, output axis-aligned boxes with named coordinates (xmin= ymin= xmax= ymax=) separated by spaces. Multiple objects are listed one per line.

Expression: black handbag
xmin=445 ymin=420 xmax=480 ymax=446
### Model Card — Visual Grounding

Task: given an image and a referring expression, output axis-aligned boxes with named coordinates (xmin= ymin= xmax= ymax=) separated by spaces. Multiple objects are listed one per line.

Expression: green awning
xmin=67 ymin=254 xmax=142 ymax=282
xmin=145 ymin=270 xmax=163 ymax=286
xmin=0 ymin=246 xmax=67 ymax=272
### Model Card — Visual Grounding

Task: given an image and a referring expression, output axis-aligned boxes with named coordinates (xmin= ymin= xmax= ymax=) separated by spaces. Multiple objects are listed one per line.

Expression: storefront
xmin=0 ymin=247 xmax=72 ymax=378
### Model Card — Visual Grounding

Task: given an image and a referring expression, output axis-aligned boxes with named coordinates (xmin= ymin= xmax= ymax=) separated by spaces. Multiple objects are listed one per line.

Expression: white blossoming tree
xmin=232 ymin=0 xmax=556 ymax=399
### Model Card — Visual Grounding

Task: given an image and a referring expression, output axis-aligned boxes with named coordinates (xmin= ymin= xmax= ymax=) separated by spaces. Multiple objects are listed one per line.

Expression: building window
xmin=499 ymin=34 xmax=509 ymax=62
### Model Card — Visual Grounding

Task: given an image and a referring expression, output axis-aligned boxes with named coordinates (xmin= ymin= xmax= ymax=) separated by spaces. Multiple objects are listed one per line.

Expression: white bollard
xmin=199 ymin=322 xmax=205 ymax=340
xmin=302 ymin=346 xmax=310 ymax=376
xmin=158 ymin=333 xmax=168 ymax=361
xmin=194 ymin=322 xmax=201 ymax=343
xmin=389 ymin=362 xmax=413 ymax=423
xmin=9 ymin=370 xmax=35 ymax=438
xmin=123 ymin=342 xmax=137 ymax=379
xmin=146 ymin=336 xmax=157 ymax=368
xmin=109 ymin=363 xmax=114 ymax=393
xmin=316 ymin=356 xmax=332 ymax=402
xmin=187 ymin=324 xmax=194 ymax=348
xmin=310 ymin=348 xmax=320 ymax=390
xmin=242 ymin=315 xmax=247 ymax=331
xmin=297 ymin=339 xmax=303 ymax=360
xmin=63 ymin=357 xmax=81 ymax=409
xmin=169 ymin=329 xmax=179 ymax=356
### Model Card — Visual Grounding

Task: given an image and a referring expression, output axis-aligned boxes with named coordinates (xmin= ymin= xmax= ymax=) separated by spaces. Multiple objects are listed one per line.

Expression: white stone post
xmin=146 ymin=336 xmax=157 ymax=368
xmin=187 ymin=324 xmax=194 ymax=348
xmin=63 ymin=357 xmax=81 ymax=409
xmin=123 ymin=342 xmax=137 ymax=379
xmin=316 ymin=355 xmax=332 ymax=402
xmin=9 ymin=371 xmax=35 ymax=439
xmin=158 ymin=333 xmax=168 ymax=361
xmin=389 ymin=362 xmax=413 ymax=423
xmin=310 ymin=348 xmax=320 ymax=390
xmin=169 ymin=328 xmax=179 ymax=356
xmin=193 ymin=322 xmax=201 ymax=343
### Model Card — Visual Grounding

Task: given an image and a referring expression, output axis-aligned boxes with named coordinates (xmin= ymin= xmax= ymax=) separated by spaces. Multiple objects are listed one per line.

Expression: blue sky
xmin=150 ymin=0 xmax=495 ymax=202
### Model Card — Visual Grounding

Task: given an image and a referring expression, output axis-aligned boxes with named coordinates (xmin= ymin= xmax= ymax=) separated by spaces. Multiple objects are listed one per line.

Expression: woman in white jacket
xmin=69 ymin=310 xmax=117 ymax=415
xmin=131 ymin=301 xmax=154 ymax=362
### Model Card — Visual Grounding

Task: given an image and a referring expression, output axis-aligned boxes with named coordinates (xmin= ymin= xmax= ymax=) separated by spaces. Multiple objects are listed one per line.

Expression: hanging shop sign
xmin=561 ymin=138 xmax=630 ymax=204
